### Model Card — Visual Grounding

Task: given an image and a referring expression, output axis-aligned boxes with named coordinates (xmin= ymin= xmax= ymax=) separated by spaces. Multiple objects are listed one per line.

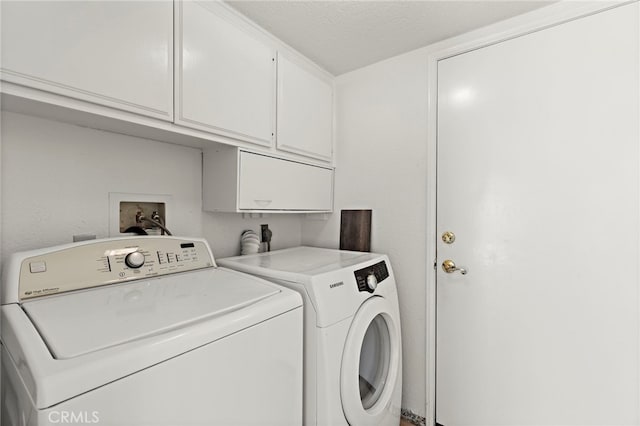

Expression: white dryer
xmin=218 ymin=247 xmax=402 ymax=426
xmin=1 ymin=236 xmax=303 ymax=426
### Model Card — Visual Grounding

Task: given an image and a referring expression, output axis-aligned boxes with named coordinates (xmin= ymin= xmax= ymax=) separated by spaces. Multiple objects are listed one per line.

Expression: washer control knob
xmin=125 ymin=251 xmax=145 ymax=269
xmin=366 ymin=273 xmax=378 ymax=291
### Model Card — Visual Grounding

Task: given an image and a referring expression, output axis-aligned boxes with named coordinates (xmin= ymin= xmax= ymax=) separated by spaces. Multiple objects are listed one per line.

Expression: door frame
xmin=424 ymin=1 xmax=638 ymax=424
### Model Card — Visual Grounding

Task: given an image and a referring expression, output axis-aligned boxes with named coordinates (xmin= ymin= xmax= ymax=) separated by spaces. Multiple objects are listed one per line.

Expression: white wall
xmin=203 ymin=212 xmax=302 ymax=259
xmin=0 ymin=111 xmax=302 ymax=264
xmin=301 ymin=49 xmax=430 ymax=415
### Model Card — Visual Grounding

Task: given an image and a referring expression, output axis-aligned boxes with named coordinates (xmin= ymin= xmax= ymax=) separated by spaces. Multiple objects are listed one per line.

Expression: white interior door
xmin=436 ymin=3 xmax=639 ymax=425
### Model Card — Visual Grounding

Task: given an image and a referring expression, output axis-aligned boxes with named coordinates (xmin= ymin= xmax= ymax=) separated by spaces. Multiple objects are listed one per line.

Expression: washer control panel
xmin=18 ymin=237 xmax=214 ymax=300
xmin=354 ymin=260 xmax=389 ymax=293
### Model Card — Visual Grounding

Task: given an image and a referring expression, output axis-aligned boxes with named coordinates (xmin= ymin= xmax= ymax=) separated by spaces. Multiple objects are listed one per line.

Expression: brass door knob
xmin=442 ymin=259 xmax=468 ymax=275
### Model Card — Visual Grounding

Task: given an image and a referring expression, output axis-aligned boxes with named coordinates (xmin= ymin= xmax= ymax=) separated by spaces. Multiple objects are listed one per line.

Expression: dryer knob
xmin=125 ymin=251 xmax=145 ymax=269
xmin=366 ymin=273 xmax=378 ymax=291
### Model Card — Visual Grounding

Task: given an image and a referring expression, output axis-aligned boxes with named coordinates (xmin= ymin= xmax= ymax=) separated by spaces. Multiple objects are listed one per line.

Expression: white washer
xmin=218 ymin=247 xmax=402 ymax=426
xmin=1 ymin=236 xmax=303 ymax=426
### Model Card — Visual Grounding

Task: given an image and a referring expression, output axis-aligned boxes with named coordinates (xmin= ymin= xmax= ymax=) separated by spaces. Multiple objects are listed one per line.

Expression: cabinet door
xmin=176 ymin=1 xmax=275 ymax=147
xmin=0 ymin=1 xmax=173 ymax=120
xmin=277 ymin=54 xmax=333 ymax=162
xmin=238 ymin=152 xmax=333 ymax=211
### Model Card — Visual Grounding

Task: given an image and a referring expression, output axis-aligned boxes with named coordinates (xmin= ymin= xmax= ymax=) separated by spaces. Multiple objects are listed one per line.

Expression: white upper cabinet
xmin=237 ymin=152 xmax=333 ymax=211
xmin=203 ymin=148 xmax=333 ymax=213
xmin=277 ymin=54 xmax=333 ymax=162
xmin=0 ymin=1 xmax=334 ymax=165
xmin=175 ymin=1 xmax=276 ymax=147
xmin=0 ymin=1 xmax=173 ymax=120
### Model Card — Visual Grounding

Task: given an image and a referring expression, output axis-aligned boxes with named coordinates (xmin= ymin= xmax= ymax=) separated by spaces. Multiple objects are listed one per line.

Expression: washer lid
xmin=219 ymin=246 xmax=381 ymax=282
xmin=22 ymin=268 xmax=280 ymax=359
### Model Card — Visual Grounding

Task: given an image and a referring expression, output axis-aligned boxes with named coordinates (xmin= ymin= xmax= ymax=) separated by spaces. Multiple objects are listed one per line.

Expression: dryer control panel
xmin=15 ymin=237 xmax=215 ymax=301
xmin=354 ymin=260 xmax=389 ymax=293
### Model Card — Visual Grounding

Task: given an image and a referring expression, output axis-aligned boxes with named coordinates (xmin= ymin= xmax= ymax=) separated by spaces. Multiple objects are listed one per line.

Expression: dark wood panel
xmin=340 ymin=209 xmax=372 ymax=252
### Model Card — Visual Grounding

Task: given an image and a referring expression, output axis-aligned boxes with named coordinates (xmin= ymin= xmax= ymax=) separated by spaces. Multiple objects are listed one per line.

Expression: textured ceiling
xmin=227 ymin=1 xmax=554 ymax=75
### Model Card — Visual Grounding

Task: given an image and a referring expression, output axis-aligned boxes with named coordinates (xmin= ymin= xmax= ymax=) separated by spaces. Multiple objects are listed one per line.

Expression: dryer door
xmin=341 ymin=296 xmax=401 ymax=425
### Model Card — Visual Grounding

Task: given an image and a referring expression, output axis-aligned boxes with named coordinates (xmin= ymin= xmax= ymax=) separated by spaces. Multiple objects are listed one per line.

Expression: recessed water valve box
xmin=109 ymin=193 xmax=172 ymax=236
xmin=119 ymin=201 xmax=166 ymax=233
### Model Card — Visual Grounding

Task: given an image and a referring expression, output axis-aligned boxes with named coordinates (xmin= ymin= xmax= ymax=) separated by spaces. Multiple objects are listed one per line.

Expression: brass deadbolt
xmin=442 ymin=231 xmax=456 ymax=244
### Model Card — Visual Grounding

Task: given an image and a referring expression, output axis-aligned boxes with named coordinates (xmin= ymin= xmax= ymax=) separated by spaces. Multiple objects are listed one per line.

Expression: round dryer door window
xmin=341 ymin=296 xmax=401 ymax=425
xmin=360 ymin=314 xmax=390 ymax=409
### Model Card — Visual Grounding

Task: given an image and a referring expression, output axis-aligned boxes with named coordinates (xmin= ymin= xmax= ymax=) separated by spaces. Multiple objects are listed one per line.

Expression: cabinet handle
xmin=253 ymin=199 xmax=273 ymax=207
